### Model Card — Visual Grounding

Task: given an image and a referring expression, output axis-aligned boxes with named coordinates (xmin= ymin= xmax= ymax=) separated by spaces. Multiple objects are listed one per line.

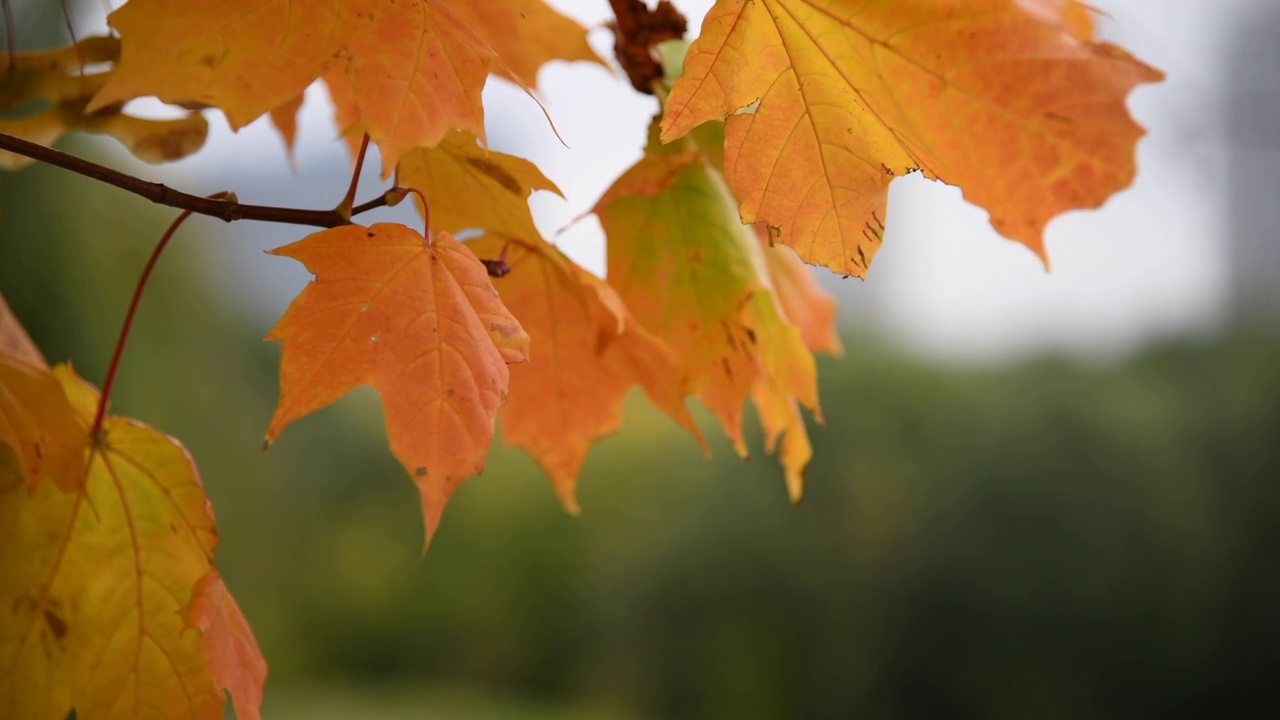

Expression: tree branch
xmin=0 ymin=131 xmax=389 ymax=228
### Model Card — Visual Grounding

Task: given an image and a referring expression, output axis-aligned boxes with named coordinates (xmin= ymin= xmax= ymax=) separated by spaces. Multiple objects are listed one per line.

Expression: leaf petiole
xmin=336 ymin=134 xmax=371 ymax=220
xmin=399 ymin=187 xmax=430 ymax=239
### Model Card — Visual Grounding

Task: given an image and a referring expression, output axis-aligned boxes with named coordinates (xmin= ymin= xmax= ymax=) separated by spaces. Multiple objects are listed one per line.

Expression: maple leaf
xmin=594 ymin=143 xmax=819 ymax=491
xmin=268 ymin=93 xmax=306 ymax=156
xmin=0 ymin=365 xmax=263 ymax=720
xmin=745 ymin=292 xmax=819 ymax=501
xmin=752 ymin=381 xmax=811 ymax=504
xmin=762 ymin=236 xmax=843 ymax=356
xmin=398 ymin=130 xmax=563 ymax=240
xmin=0 ymin=356 xmax=86 ymax=493
xmin=0 ymin=39 xmax=207 ymax=170
xmin=93 ymin=0 xmax=493 ymax=174
xmin=661 ymin=0 xmax=1163 ymax=275
xmin=184 ymin=571 xmax=267 ymax=720
xmin=469 ymin=234 xmax=701 ymax=512
xmin=445 ymin=0 xmax=604 ymax=88
xmin=0 ymin=37 xmax=119 ymax=113
xmin=0 ymin=296 xmax=87 ymax=493
xmin=266 ymin=224 xmax=530 ymax=542
xmin=94 ymin=0 xmax=596 ymax=174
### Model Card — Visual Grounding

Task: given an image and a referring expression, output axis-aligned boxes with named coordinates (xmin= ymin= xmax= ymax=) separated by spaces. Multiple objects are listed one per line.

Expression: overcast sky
xmin=68 ymin=0 xmax=1254 ymax=365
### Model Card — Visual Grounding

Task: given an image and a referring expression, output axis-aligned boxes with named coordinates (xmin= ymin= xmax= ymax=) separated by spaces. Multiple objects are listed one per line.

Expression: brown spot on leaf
xmin=44 ymin=609 xmax=67 ymax=639
xmin=465 ymin=157 xmax=521 ymax=194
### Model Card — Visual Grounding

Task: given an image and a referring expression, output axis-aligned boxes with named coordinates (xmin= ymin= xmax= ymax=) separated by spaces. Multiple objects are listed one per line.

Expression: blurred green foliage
xmin=3 ymin=154 xmax=1278 ymax=720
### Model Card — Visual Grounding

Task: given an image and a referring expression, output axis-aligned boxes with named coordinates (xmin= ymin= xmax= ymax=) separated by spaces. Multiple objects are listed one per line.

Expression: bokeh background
xmin=3 ymin=0 xmax=1278 ymax=718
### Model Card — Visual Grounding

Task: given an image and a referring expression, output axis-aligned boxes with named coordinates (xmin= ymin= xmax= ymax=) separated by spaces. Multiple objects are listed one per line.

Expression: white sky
xmin=75 ymin=0 xmax=1247 ymax=365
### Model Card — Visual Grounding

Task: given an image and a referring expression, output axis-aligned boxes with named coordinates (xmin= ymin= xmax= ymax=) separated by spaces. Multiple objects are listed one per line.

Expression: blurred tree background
xmin=3 ymin=149 xmax=1278 ymax=719
xmin=4 ymin=2 xmax=1279 ymax=717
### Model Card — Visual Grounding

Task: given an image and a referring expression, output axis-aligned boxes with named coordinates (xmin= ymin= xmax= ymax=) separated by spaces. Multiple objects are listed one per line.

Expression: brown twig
xmin=0 ymin=131 xmax=389 ymax=228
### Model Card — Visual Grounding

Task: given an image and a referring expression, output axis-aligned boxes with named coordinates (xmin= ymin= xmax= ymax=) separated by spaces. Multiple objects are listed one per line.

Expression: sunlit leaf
xmin=662 ymin=0 xmax=1163 ymax=273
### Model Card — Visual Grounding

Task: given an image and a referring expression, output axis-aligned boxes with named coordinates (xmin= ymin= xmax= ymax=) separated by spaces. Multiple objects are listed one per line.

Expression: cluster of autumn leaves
xmin=1 ymin=1 xmax=1159 ymax=718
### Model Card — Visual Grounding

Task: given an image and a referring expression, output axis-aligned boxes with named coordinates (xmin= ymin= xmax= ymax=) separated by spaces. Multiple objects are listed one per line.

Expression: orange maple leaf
xmin=265 ymin=224 xmax=530 ymax=542
xmin=470 ymin=234 xmax=702 ymax=512
xmin=446 ymin=0 xmax=605 ymax=88
xmin=0 ymin=365 xmax=263 ymax=720
xmin=184 ymin=571 xmax=267 ymax=720
xmin=0 ymin=296 xmax=87 ymax=493
xmin=0 ymin=356 xmax=86 ymax=493
xmin=661 ymin=0 xmax=1163 ymax=274
xmin=94 ymin=0 xmax=595 ymax=174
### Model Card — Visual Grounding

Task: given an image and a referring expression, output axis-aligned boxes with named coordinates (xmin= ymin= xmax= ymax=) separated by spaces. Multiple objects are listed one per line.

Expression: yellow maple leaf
xmin=0 ymin=39 xmax=207 ymax=170
xmin=0 ymin=366 xmax=263 ymax=720
xmin=398 ymin=130 xmax=562 ymax=240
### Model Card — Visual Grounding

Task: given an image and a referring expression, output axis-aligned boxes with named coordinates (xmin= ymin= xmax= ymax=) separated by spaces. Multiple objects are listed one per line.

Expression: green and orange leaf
xmin=661 ymin=0 xmax=1163 ymax=274
xmin=265 ymin=224 xmax=529 ymax=542
xmin=595 ymin=140 xmax=819 ymax=493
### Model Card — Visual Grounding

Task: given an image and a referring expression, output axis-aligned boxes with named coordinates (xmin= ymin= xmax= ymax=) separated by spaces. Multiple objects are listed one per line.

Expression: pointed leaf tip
xmin=266 ymin=224 xmax=528 ymax=538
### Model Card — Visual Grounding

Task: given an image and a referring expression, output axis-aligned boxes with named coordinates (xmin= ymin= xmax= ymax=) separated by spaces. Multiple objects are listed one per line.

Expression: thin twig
xmin=0 ymin=131 xmax=390 ymax=228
